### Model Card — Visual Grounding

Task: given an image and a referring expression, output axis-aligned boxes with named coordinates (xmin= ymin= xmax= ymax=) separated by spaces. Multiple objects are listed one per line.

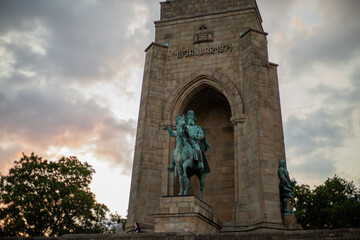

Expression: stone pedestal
xmin=153 ymin=196 xmax=221 ymax=234
xmin=283 ymin=214 xmax=303 ymax=230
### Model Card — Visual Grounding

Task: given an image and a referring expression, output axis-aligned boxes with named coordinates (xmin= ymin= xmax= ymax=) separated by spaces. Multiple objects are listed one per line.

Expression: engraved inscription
xmin=175 ymin=44 xmax=232 ymax=59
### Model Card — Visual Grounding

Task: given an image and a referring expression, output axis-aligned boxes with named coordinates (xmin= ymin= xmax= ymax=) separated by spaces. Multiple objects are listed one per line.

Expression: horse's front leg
xmin=183 ymin=160 xmax=192 ymax=195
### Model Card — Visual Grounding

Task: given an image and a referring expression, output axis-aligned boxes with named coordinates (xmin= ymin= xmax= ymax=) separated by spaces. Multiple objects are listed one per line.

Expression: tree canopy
xmin=0 ymin=153 xmax=109 ymax=236
xmin=293 ymin=175 xmax=360 ymax=229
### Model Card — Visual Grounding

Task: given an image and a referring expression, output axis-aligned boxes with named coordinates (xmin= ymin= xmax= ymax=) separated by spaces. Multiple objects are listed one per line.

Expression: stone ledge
xmin=1 ymin=229 xmax=359 ymax=240
xmin=200 ymin=229 xmax=360 ymax=240
xmin=239 ymin=28 xmax=268 ymax=38
xmin=61 ymin=233 xmax=197 ymax=240
xmin=144 ymin=42 xmax=169 ymax=52
xmin=157 ymin=6 xmax=258 ymax=23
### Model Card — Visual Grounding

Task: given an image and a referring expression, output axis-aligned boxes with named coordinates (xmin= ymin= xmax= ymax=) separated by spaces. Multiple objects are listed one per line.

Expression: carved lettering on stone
xmin=175 ymin=44 xmax=232 ymax=59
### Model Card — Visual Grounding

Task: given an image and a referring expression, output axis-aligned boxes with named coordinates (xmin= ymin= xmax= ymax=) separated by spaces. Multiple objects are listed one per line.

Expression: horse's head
xmin=175 ymin=114 xmax=186 ymax=136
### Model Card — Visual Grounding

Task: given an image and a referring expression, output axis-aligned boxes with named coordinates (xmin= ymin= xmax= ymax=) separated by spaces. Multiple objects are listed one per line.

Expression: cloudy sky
xmin=1 ymin=0 xmax=359 ymax=217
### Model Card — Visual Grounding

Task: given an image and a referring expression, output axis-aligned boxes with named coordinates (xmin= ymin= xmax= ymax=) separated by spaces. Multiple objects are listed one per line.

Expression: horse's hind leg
xmin=177 ymin=167 xmax=184 ymax=195
xmin=178 ymin=175 xmax=184 ymax=195
xmin=199 ymin=172 xmax=205 ymax=200
xmin=175 ymin=155 xmax=184 ymax=196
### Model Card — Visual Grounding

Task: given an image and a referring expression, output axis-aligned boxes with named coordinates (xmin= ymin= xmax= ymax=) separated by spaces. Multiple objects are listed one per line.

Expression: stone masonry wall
xmin=3 ymin=229 xmax=360 ymax=240
xmin=160 ymin=0 xmax=261 ymax=23
xmin=238 ymin=29 xmax=283 ymax=228
xmin=126 ymin=43 xmax=168 ymax=231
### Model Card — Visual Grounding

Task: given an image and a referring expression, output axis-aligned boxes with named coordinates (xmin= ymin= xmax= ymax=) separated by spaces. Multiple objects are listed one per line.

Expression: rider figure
xmin=186 ymin=111 xmax=204 ymax=165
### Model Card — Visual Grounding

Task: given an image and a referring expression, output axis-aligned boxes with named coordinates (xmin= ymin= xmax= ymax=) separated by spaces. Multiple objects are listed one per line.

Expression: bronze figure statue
xmin=166 ymin=110 xmax=210 ymax=200
xmin=278 ymin=159 xmax=296 ymax=215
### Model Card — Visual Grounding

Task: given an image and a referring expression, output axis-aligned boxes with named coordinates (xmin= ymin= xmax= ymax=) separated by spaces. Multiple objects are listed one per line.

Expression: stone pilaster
xmin=126 ymin=43 xmax=168 ymax=232
xmin=239 ymin=29 xmax=284 ymax=230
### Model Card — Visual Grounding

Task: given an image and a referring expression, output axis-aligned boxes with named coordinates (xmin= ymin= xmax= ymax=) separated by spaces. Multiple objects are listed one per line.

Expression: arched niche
xmin=164 ymin=75 xmax=244 ymax=225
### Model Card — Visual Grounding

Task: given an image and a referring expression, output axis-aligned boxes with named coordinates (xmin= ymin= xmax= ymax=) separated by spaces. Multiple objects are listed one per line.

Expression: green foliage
xmin=293 ymin=175 xmax=360 ymax=229
xmin=0 ymin=153 xmax=109 ymax=236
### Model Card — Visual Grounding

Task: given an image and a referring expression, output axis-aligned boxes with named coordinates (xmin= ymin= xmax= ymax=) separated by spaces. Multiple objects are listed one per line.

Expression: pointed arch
xmin=163 ymin=72 xmax=245 ymax=123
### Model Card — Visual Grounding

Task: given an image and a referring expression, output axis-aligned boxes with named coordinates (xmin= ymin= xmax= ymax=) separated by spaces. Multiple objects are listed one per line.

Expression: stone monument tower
xmin=127 ymin=0 xmax=288 ymax=232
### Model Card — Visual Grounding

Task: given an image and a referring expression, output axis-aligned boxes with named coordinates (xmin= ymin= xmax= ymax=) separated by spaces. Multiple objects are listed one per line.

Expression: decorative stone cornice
xmin=145 ymin=42 xmax=169 ymax=52
xmin=239 ymin=28 xmax=268 ymax=38
xmin=231 ymin=114 xmax=246 ymax=124
xmin=160 ymin=120 xmax=172 ymax=128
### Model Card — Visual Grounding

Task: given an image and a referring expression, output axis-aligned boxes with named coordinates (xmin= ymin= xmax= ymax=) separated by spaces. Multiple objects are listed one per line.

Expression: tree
xmin=0 ymin=153 xmax=109 ymax=236
xmin=292 ymin=183 xmax=314 ymax=228
xmin=293 ymin=175 xmax=360 ymax=229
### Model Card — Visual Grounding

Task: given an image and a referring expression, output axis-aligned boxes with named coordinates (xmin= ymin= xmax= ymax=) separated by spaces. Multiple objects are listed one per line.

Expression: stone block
xmin=282 ymin=214 xmax=303 ymax=230
xmin=153 ymin=196 xmax=221 ymax=234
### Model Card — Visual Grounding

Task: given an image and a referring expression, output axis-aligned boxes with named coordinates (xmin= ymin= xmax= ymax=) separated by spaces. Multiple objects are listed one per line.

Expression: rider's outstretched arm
xmin=166 ymin=126 xmax=177 ymax=138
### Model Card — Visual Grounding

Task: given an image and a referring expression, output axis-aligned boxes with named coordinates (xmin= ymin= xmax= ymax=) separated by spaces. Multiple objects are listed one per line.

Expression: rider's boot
xmin=168 ymin=160 xmax=175 ymax=172
xmin=198 ymin=161 xmax=204 ymax=171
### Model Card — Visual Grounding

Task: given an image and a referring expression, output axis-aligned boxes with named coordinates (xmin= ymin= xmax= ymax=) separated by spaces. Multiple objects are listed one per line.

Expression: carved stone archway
xmin=163 ymin=72 xmax=245 ymax=122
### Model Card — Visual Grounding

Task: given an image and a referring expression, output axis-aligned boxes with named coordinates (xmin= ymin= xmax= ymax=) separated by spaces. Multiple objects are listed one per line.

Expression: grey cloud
xmin=287 ymin=27 xmax=360 ymax=74
xmin=0 ymin=86 xmax=103 ymax=144
xmin=291 ymin=154 xmax=336 ymax=179
xmin=306 ymin=65 xmax=360 ymax=122
xmin=284 ymin=60 xmax=360 ymax=184
xmin=0 ymin=83 xmax=137 ymax=170
xmin=93 ymin=117 xmax=136 ymax=173
xmin=0 ymin=73 xmax=37 ymax=95
xmin=285 ymin=0 xmax=359 ymax=76
xmin=284 ymin=109 xmax=347 ymax=183
xmin=257 ymin=0 xmax=360 ymax=80
xmin=257 ymin=0 xmax=298 ymax=30
xmin=309 ymin=81 xmax=360 ymax=107
xmin=285 ymin=106 xmax=353 ymax=157
xmin=1 ymin=39 xmax=50 ymax=78
xmin=0 ymin=0 xmax=158 ymax=85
